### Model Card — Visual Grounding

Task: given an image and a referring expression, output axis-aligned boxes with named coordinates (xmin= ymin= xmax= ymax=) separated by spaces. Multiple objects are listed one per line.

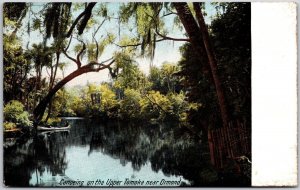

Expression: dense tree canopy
xmin=4 ymin=2 xmax=249 ymax=143
xmin=3 ymin=2 xmax=251 ymax=128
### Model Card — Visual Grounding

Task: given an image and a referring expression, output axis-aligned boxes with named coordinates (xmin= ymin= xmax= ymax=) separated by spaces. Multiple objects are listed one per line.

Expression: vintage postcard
xmin=2 ymin=1 xmax=297 ymax=187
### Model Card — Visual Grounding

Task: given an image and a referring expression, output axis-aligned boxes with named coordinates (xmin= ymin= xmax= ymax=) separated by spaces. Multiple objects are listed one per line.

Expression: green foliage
xmin=4 ymin=3 xmax=27 ymax=22
xmin=178 ymin=3 xmax=251 ymax=129
xmin=3 ymin=35 xmax=32 ymax=103
xmin=141 ymin=90 xmax=171 ymax=121
xmin=210 ymin=3 xmax=251 ymax=122
xmin=97 ymin=4 xmax=108 ymax=17
xmin=87 ymin=44 xmax=97 ymax=62
xmin=51 ymin=89 xmax=76 ymax=117
xmin=57 ymin=59 xmax=192 ymax=123
xmin=44 ymin=3 xmax=71 ymax=39
xmin=114 ymin=54 xmax=150 ymax=91
xmin=3 ymin=2 xmax=187 ymax=123
xmin=74 ymin=44 xmax=84 ymax=54
xmin=70 ymin=95 xmax=87 ymax=117
xmin=119 ymin=3 xmax=139 ymax=23
xmin=148 ymin=62 xmax=181 ymax=95
xmin=32 ymin=18 xmax=42 ymax=30
xmin=67 ymin=83 xmax=119 ymax=118
xmin=4 ymin=100 xmax=25 ymax=120
xmin=148 ymin=66 xmax=162 ymax=91
xmin=119 ymin=3 xmax=163 ymax=59
xmin=45 ymin=117 xmax=62 ymax=126
xmin=99 ymin=84 xmax=118 ymax=113
xmin=4 ymin=122 xmax=17 ymax=130
xmin=3 ymin=3 xmax=27 ymax=32
xmin=167 ymin=92 xmax=189 ymax=122
xmin=136 ymin=4 xmax=153 ymax=36
xmin=30 ymin=43 xmax=54 ymax=68
xmin=3 ymin=2 xmax=250 ymax=129
xmin=141 ymin=91 xmax=187 ymax=122
xmin=161 ymin=62 xmax=180 ymax=93
xmin=119 ymin=88 xmax=142 ymax=119
xmin=97 ymin=34 xmax=116 ymax=57
xmin=4 ymin=100 xmax=32 ymax=127
xmin=178 ymin=43 xmax=219 ymax=129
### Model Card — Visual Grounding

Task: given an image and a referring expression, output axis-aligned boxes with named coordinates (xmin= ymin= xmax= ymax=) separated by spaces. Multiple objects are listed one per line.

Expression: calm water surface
xmin=4 ymin=119 xmax=212 ymax=187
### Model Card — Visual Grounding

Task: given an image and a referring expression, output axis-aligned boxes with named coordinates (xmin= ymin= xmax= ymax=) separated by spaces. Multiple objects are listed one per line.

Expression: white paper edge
xmin=252 ymin=2 xmax=298 ymax=186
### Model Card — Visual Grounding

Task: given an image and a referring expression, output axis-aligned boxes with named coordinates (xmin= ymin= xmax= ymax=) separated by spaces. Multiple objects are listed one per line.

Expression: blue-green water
xmin=4 ymin=118 xmax=210 ymax=187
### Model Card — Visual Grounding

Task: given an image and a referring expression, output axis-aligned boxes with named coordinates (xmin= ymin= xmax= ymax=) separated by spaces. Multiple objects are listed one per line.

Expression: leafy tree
xmin=210 ymin=3 xmax=251 ymax=126
xmin=70 ymin=95 xmax=87 ymax=117
xmin=3 ymin=2 xmax=250 ymax=133
xmin=3 ymin=35 xmax=31 ymax=104
xmin=160 ymin=62 xmax=181 ymax=94
xmin=172 ymin=2 xmax=230 ymax=127
xmin=119 ymin=88 xmax=142 ymax=120
xmin=141 ymin=91 xmax=172 ymax=121
xmin=178 ymin=43 xmax=220 ymax=130
xmin=4 ymin=2 xmax=184 ymax=122
xmin=3 ymin=3 xmax=28 ymax=37
xmin=99 ymin=84 xmax=118 ymax=117
xmin=4 ymin=100 xmax=32 ymax=128
xmin=177 ymin=3 xmax=251 ymax=131
xmin=148 ymin=66 xmax=162 ymax=92
xmin=167 ymin=92 xmax=190 ymax=122
xmin=51 ymin=89 xmax=76 ymax=117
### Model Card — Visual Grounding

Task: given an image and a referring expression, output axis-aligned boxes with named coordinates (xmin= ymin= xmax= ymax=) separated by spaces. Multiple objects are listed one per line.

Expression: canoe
xmin=39 ymin=130 xmax=70 ymax=136
xmin=37 ymin=125 xmax=71 ymax=131
xmin=4 ymin=128 xmax=22 ymax=133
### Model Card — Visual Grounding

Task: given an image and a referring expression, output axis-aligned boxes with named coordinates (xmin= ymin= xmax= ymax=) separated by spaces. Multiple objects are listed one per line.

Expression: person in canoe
xmin=60 ymin=120 xmax=69 ymax=128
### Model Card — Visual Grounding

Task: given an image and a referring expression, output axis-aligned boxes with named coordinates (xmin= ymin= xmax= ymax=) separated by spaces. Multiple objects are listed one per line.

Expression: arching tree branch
xmin=33 ymin=58 xmax=115 ymax=122
xmin=111 ymin=38 xmax=169 ymax=49
xmin=162 ymin=12 xmax=178 ymax=17
xmin=77 ymin=3 xmax=96 ymax=35
xmin=65 ymin=2 xmax=97 ymax=37
xmin=155 ymin=26 xmax=190 ymax=42
xmin=64 ymin=35 xmax=73 ymax=51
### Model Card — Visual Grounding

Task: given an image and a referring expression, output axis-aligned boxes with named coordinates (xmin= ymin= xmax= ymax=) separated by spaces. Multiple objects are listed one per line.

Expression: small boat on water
xmin=4 ymin=128 xmax=24 ymax=138
xmin=4 ymin=128 xmax=22 ymax=133
xmin=37 ymin=125 xmax=71 ymax=131
xmin=39 ymin=130 xmax=70 ymax=136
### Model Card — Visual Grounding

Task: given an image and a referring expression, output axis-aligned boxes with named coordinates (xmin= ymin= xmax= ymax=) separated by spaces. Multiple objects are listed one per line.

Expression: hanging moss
xmin=44 ymin=3 xmax=72 ymax=39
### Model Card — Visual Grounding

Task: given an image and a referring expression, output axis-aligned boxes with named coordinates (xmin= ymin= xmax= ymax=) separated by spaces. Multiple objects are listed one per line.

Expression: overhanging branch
xmin=65 ymin=2 xmax=97 ymax=38
xmin=63 ymin=51 xmax=77 ymax=64
xmin=111 ymin=38 xmax=165 ymax=48
xmin=64 ymin=35 xmax=73 ymax=52
xmin=155 ymin=25 xmax=190 ymax=42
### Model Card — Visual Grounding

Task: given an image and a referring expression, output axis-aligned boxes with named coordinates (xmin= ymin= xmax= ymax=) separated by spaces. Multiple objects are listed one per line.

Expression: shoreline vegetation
xmin=4 ymin=61 xmax=198 ymax=132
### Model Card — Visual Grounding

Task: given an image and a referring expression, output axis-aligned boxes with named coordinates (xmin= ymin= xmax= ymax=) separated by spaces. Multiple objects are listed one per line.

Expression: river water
xmin=3 ymin=118 xmax=220 ymax=187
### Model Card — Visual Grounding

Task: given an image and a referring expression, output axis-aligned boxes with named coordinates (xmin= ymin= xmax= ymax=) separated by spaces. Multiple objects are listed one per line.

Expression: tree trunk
xmin=49 ymin=52 xmax=60 ymax=90
xmin=45 ymin=52 xmax=61 ymax=121
xmin=173 ymin=2 xmax=229 ymax=127
xmin=193 ymin=2 xmax=229 ymax=126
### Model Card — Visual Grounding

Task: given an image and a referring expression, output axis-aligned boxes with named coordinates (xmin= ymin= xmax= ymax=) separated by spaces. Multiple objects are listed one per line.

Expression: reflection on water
xmin=4 ymin=119 xmax=248 ymax=187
